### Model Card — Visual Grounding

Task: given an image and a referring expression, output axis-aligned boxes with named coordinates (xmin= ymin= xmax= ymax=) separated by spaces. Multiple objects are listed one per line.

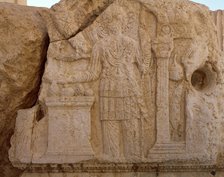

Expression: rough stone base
xmin=21 ymin=172 xmax=223 ymax=177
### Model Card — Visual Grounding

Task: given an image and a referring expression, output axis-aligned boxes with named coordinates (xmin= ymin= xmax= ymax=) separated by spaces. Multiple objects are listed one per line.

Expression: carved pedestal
xmin=35 ymin=96 xmax=95 ymax=163
xmin=46 ymin=97 xmax=94 ymax=155
xmin=9 ymin=96 xmax=95 ymax=165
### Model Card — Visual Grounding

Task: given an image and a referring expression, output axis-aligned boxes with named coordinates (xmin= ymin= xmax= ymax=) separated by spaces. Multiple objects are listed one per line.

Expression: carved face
xmin=96 ymin=6 xmax=127 ymax=38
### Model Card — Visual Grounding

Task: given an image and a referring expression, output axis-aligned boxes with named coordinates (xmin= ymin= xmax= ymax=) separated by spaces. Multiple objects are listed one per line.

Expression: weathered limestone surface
xmin=212 ymin=10 xmax=224 ymax=164
xmin=1 ymin=0 xmax=224 ymax=177
xmin=28 ymin=0 xmax=222 ymax=164
xmin=212 ymin=10 xmax=224 ymax=52
xmin=0 ymin=3 xmax=48 ymax=177
xmin=0 ymin=0 xmax=26 ymax=5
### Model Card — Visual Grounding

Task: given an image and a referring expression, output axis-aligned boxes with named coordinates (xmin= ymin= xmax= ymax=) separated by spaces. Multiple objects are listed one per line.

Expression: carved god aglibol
xmin=58 ymin=9 xmax=150 ymax=161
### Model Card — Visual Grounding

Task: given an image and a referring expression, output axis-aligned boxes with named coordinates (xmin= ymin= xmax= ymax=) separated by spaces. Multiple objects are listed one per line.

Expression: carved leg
xmin=102 ymin=120 xmax=122 ymax=160
xmin=122 ymin=118 xmax=141 ymax=161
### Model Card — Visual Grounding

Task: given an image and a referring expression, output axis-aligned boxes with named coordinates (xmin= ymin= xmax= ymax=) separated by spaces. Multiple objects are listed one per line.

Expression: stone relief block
xmin=7 ymin=0 xmax=224 ymax=176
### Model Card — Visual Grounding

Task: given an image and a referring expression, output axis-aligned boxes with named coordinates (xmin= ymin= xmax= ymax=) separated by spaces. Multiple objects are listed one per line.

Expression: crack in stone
xmin=50 ymin=0 xmax=115 ymax=43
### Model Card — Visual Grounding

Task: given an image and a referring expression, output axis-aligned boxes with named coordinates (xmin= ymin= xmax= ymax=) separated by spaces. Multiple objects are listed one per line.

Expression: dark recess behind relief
xmin=34 ymin=34 xmax=50 ymax=122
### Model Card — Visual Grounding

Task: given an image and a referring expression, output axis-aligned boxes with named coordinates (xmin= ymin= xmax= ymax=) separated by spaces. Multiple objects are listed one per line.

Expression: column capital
xmin=152 ymin=36 xmax=174 ymax=59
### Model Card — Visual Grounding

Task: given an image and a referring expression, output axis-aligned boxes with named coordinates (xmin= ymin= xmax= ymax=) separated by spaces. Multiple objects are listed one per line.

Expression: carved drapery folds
xmin=8 ymin=0 xmax=222 ymax=174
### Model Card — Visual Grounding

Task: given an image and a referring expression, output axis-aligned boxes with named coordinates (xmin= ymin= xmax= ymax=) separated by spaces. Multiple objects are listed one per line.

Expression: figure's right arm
xmin=57 ymin=43 xmax=102 ymax=83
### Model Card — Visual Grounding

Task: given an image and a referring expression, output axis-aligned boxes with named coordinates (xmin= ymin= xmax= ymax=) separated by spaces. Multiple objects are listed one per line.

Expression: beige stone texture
xmin=0 ymin=0 xmax=26 ymax=5
xmin=212 ymin=10 xmax=224 ymax=52
xmin=24 ymin=0 xmax=222 ymax=165
xmin=0 ymin=3 xmax=48 ymax=177
xmin=1 ymin=0 xmax=224 ymax=177
xmin=211 ymin=10 xmax=224 ymax=164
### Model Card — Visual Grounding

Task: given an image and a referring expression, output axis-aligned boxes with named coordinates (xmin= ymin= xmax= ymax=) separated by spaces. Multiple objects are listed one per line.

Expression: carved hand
xmin=141 ymin=63 xmax=150 ymax=75
xmin=56 ymin=76 xmax=74 ymax=84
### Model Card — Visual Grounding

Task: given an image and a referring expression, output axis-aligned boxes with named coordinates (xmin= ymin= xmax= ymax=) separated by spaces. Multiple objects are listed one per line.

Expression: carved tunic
xmin=71 ymin=33 xmax=148 ymax=158
xmin=89 ymin=34 xmax=146 ymax=121
xmin=72 ymin=33 xmax=148 ymax=119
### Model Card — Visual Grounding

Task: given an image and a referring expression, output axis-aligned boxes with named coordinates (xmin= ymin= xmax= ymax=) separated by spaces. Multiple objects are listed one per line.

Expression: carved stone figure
xmin=57 ymin=8 xmax=149 ymax=161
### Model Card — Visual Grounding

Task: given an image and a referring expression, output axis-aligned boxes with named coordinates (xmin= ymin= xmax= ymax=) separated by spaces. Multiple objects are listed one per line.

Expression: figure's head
xmin=96 ymin=5 xmax=127 ymax=37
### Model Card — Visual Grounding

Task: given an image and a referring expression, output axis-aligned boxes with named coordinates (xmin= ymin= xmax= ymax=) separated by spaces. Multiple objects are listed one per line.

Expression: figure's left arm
xmin=135 ymin=42 xmax=151 ymax=76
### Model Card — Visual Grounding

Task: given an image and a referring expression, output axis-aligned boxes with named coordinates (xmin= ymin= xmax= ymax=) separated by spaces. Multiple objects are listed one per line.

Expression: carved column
xmin=155 ymin=51 xmax=170 ymax=143
xmin=149 ymin=35 xmax=185 ymax=159
xmin=153 ymin=36 xmax=173 ymax=144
